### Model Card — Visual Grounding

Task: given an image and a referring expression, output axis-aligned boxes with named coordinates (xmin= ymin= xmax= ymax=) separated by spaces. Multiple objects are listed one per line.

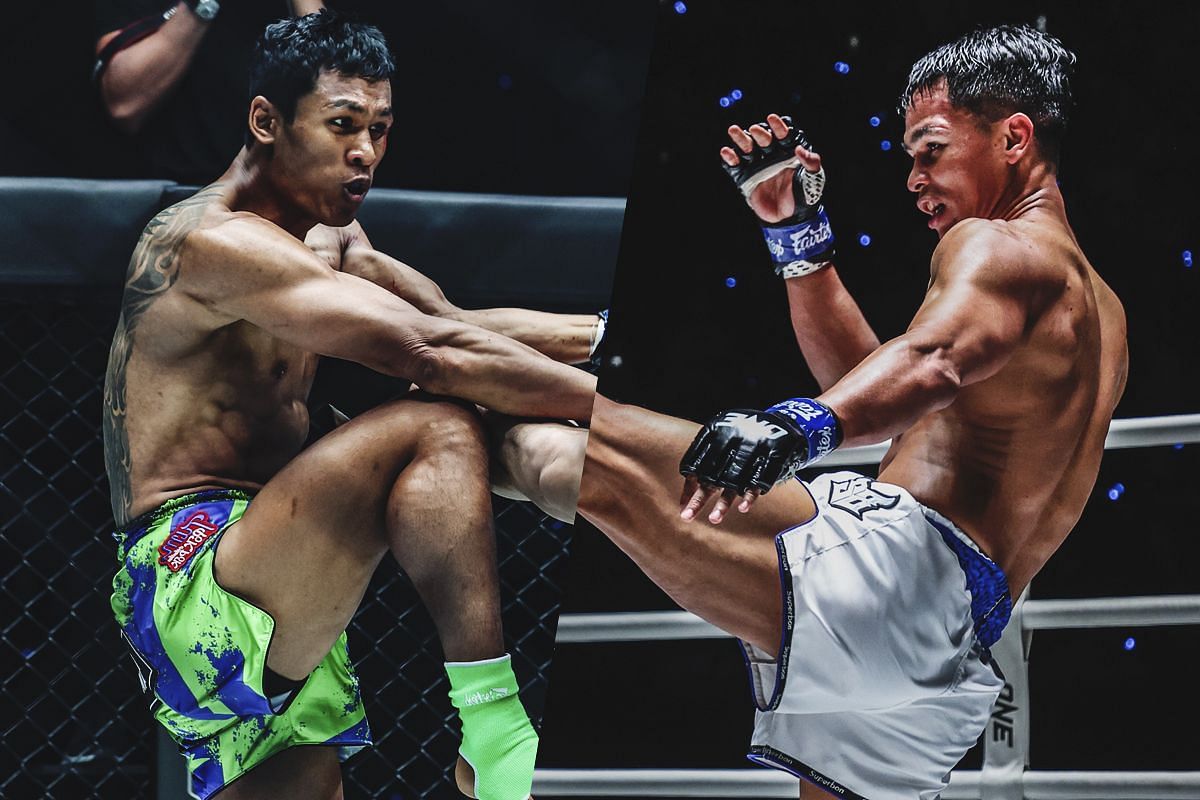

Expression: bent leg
xmin=578 ymin=396 xmax=817 ymax=654
xmin=214 ymin=746 xmax=342 ymax=800
xmin=487 ymin=415 xmax=586 ymax=524
xmin=214 ymin=394 xmax=503 ymax=679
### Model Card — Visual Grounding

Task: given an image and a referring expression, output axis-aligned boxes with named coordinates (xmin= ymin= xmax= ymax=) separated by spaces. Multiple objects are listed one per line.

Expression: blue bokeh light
xmin=1184 ymin=250 xmax=1193 ymax=268
xmin=869 ymin=115 xmax=881 ymax=127
xmin=834 ymin=61 xmax=851 ymax=75
xmin=1124 ymin=637 xmax=1136 ymax=651
xmin=858 ymin=233 xmax=872 ymax=247
xmin=1107 ymin=482 xmax=1126 ymax=501
xmin=719 ymin=96 xmax=731 ymax=108
xmin=731 ymin=89 xmax=743 ymax=101
xmin=725 ymin=276 xmax=737 ymax=288
xmin=1107 ymin=488 xmax=1120 ymax=501
xmin=1174 ymin=443 xmax=1185 ymax=450
xmin=673 ymin=1 xmax=687 ymax=13
xmin=880 ymin=140 xmax=892 ymax=151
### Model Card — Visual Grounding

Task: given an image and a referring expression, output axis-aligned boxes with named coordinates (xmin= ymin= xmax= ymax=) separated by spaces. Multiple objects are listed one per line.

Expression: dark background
xmin=0 ymin=0 xmax=654 ymax=195
xmin=542 ymin=0 xmax=1200 ymax=782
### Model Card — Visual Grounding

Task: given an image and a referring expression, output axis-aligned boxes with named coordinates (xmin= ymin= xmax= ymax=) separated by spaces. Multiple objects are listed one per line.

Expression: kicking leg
xmin=578 ymin=395 xmax=818 ymax=655
xmin=487 ymin=415 xmax=586 ymax=524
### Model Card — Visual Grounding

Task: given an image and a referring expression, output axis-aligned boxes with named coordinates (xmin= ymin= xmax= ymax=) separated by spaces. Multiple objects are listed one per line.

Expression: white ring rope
xmin=531 ymin=769 xmax=1200 ymax=798
xmin=822 ymin=412 xmax=1200 ymax=466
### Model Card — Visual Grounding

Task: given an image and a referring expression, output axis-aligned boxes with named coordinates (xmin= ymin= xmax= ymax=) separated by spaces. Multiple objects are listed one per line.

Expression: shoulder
xmin=930 ymin=218 xmax=1058 ymax=293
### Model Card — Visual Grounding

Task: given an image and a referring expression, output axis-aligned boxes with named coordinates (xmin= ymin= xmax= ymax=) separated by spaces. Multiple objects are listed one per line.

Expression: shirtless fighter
xmin=103 ymin=12 xmax=598 ymax=800
xmin=577 ymin=25 xmax=1128 ymax=799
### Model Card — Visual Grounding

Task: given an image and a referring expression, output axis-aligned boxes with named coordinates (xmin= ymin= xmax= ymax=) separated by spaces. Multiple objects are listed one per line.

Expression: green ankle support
xmin=446 ymin=654 xmax=538 ymax=800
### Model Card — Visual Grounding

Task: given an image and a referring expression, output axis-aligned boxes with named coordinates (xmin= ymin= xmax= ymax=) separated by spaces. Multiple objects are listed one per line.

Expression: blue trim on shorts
xmin=925 ymin=514 xmax=1012 ymax=648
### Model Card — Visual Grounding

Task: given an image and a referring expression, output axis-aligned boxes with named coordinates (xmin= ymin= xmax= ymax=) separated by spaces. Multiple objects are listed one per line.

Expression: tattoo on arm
xmin=102 ymin=185 xmax=223 ymax=526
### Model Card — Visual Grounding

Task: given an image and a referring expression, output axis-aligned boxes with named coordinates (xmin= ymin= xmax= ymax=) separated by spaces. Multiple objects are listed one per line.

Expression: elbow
xmin=101 ymin=90 xmax=149 ymax=134
xmin=912 ymin=344 xmax=964 ymax=408
xmin=99 ymin=72 xmax=151 ymax=134
xmin=402 ymin=342 xmax=461 ymax=396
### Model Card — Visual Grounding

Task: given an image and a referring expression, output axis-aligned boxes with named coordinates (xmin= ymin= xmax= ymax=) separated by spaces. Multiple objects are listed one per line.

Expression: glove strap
xmin=762 ymin=206 xmax=834 ymax=278
xmin=764 ymin=398 xmax=843 ymax=466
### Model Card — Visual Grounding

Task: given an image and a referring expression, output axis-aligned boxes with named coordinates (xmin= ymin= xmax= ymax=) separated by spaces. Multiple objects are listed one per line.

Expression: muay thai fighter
xmin=103 ymin=11 xmax=599 ymax=800
xmin=575 ymin=25 xmax=1128 ymax=799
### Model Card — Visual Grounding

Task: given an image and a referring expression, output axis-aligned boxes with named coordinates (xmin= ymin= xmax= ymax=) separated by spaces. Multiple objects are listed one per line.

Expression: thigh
xmin=214 ymin=745 xmax=342 ymax=800
xmin=214 ymin=394 xmax=484 ymax=676
xmin=579 ymin=396 xmax=817 ymax=653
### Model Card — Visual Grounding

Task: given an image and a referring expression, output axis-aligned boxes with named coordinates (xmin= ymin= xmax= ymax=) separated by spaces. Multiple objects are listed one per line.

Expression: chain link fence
xmin=0 ymin=291 xmax=573 ymax=799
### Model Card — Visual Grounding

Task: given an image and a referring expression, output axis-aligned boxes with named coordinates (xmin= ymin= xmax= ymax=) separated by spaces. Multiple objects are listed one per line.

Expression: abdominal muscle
xmin=123 ymin=330 xmax=318 ymax=520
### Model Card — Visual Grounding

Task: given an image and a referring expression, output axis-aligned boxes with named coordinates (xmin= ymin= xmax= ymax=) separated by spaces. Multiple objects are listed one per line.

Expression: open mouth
xmin=922 ymin=201 xmax=946 ymax=229
xmin=343 ymin=177 xmax=371 ymax=203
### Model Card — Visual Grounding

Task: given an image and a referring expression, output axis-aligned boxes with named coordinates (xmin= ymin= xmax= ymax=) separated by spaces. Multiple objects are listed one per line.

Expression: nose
xmin=347 ymin=131 xmax=378 ymax=168
xmin=907 ymin=160 xmax=926 ymax=194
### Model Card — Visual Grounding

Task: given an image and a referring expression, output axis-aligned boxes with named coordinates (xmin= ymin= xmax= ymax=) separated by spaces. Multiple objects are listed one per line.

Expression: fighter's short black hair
xmin=249 ymin=9 xmax=395 ymax=125
xmin=898 ymin=24 xmax=1077 ymax=164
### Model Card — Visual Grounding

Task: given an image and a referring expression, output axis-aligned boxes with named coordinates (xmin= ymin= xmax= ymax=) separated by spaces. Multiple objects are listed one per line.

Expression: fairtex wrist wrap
xmin=762 ymin=206 xmax=835 ymax=278
xmin=764 ymin=397 xmax=843 ymax=465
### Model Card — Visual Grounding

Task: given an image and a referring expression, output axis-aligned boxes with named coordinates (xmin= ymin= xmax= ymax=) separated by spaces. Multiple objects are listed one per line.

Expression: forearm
xmin=395 ymin=323 xmax=597 ymax=423
xmin=99 ymin=4 xmax=209 ymax=132
xmin=447 ymin=308 xmax=599 ymax=364
xmin=816 ymin=335 xmax=959 ymax=448
xmin=785 ymin=266 xmax=880 ymax=390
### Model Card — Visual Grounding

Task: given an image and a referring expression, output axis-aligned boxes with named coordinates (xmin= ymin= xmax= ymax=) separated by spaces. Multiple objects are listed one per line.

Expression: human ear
xmin=248 ymin=96 xmax=279 ymax=146
xmin=1003 ymin=113 xmax=1035 ymax=164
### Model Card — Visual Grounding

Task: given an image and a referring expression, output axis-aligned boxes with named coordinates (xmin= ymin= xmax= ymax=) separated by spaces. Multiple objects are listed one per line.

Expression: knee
xmin=412 ymin=398 xmax=488 ymax=462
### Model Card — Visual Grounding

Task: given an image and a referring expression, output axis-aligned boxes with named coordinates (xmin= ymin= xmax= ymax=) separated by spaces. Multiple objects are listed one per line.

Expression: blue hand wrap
xmin=762 ymin=206 xmax=834 ymax=276
xmin=765 ymin=397 xmax=843 ymax=466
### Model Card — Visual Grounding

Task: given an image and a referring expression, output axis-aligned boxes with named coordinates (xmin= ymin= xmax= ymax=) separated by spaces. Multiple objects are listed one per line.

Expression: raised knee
xmin=413 ymin=399 xmax=487 ymax=458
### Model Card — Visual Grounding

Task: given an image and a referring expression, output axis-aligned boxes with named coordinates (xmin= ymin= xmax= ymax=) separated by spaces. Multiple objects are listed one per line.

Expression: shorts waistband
xmin=112 ymin=489 xmax=254 ymax=557
xmin=923 ymin=509 xmax=1011 ymax=649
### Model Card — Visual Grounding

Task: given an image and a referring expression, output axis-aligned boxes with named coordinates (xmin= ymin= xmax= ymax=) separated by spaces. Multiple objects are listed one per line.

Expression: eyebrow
xmin=325 ymin=98 xmax=393 ymax=117
xmin=902 ymin=124 xmax=941 ymax=155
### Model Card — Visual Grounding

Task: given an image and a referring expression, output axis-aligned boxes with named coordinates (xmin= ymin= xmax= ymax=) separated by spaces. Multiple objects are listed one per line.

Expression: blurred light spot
xmin=719 ymin=96 xmax=731 ymax=108
xmin=848 ymin=35 xmax=860 ymax=49
xmin=1174 ymin=443 xmax=1185 ymax=450
xmin=834 ymin=61 xmax=851 ymax=75
xmin=730 ymin=89 xmax=743 ymax=101
xmin=1035 ymin=15 xmax=1048 ymax=31
xmin=858 ymin=233 xmax=872 ymax=247
xmin=1107 ymin=482 xmax=1125 ymax=501
xmin=725 ymin=276 xmax=737 ymax=288
xmin=1123 ymin=636 xmax=1136 ymax=651
xmin=608 ymin=355 xmax=624 ymax=368
xmin=869 ymin=115 xmax=881 ymax=127
xmin=673 ymin=1 xmax=687 ymax=13
xmin=880 ymin=140 xmax=892 ymax=151
xmin=1183 ymin=250 xmax=1193 ymax=268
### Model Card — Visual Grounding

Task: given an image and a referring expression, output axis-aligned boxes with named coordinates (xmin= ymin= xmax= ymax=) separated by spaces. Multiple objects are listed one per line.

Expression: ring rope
xmin=822 ymin=412 xmax=1200 ymax=467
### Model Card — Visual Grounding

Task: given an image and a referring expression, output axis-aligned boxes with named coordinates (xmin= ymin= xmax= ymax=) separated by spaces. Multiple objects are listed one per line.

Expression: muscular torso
xmin=877 ymin=214 xmax=1127 ymax=596
xmin=103 ymin=185 xmax=351 ymax=526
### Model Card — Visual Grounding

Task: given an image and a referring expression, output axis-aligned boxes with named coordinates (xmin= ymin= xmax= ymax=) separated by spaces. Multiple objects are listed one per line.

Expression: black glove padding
xmin=721 ymin=116 xmax=826 ymax=224
xmin=679 ymin=408 xmax=810 ymax=495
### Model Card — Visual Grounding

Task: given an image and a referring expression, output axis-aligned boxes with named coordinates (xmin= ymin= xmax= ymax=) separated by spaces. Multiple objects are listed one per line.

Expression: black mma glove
xmin=680 ymin=398 xmax=843 ymax=495
xmin=722 ymin=116 xmax=835 ymax=278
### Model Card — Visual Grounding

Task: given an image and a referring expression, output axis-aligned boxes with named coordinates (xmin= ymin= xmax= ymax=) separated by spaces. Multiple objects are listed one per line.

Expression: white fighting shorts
xmin=741 ymin=471 xmax=1010 ymax=800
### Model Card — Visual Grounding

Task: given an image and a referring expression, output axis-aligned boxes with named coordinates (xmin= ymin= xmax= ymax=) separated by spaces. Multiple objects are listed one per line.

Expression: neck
xmin=996 ymin=161 xmax=1063 ymax=223
xmin=218 ymin=146 xmax=319 ymax=240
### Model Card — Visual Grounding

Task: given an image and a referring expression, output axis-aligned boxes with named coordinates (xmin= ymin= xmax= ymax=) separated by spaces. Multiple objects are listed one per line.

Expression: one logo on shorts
xmin=158 ymin=510 xmax=220 ymax=572
xmin=827 ymin=476 xmax=900 ymax=519
xmin=463 ymin=687 xmax=510 ymax=706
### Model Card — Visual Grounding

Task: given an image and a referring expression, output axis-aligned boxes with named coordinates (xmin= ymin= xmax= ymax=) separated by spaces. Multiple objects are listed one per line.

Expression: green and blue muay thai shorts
xmin=111 ymin=489 xmax=372 ymax=798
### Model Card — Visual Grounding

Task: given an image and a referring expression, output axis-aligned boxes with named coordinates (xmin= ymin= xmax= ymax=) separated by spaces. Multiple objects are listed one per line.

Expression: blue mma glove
xmin=680 ymin=398 xmax=842 ymax=495
xmin=721 ymin=116 xmax=835 ymax=278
